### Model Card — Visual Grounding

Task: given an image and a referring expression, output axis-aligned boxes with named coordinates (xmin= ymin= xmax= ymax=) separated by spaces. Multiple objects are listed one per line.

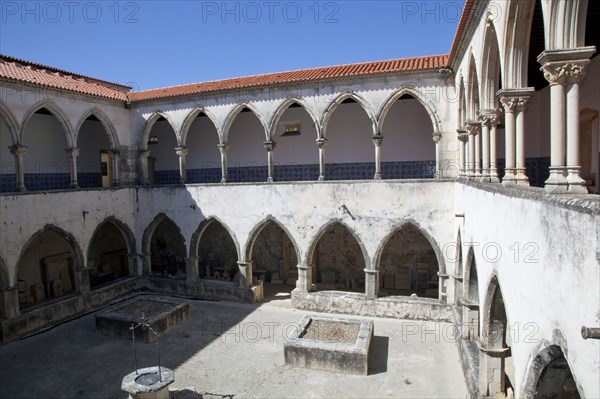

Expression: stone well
xmin=284 ymin=314 xmax=374 ymax=375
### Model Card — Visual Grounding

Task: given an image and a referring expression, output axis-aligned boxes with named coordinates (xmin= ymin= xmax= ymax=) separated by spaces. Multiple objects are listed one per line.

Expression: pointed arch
xmin=379 ymin=88 xmax=441 ymax=134
xmin=321 ymin=92 xmax=377 ymax=138
xmin=463 ymin=246 xmax=479 ymax=303
xmin=458 ymin=74 xmax=467 ymax=127
xmin=268 ymin=98 xmax=320 ymax=140
xmin=140 ymin=112 xmax=179 ymax=150
xmin=481 ymin=274 xmax=508 ymax=336
xmin=15 ymin=224 xmax=84 ymax=284
xmin=304 ymin=219 xmax=370 ymax=270
xmin=481 ymin=19 xmax=503 ymax=109
xmin=503 ymin=0 xmax=536 ymax=88
xmin=86 ymin=217 xmax=135 ymax=261
xmin=21 ymin=100 xmax=74 ymax=147
xmin=244 ymin=216 xmax=301 ymax=264
xmin=142 ymin=213 xmax=187 ymax=276
xmin=180 ymin=106 xmax=222 ymax=146
xmin=0 ymin=101 xmax=20 ymax=145
xmin=547 ymin=0 xmax=588 ymax=50
xmin=189 ymin=216 xmax=241 ymax=261
xmin=455 ymin=229 xmax=463 ymax=277
xmin=466 ymin=53 xmax=480 ymax=121
xmin=74 ymin=107 xmax=120 ymax=149
xmin=222 ymin=102 xmax=269 ymax=143
xmin=142 ymin=213 xmax=184 ymax=255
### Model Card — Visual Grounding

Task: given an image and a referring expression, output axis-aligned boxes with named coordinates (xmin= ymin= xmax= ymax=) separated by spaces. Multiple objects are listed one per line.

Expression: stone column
xmin=175 ymin=146 xmax=188 ymax=184
xmin=478 ymin=113 xmax=491 ymax=181
xmin=65 ymin=147 xmax=80 ymax=189
xmin=296 ymin=264 xmax=314 ymax=292
xmin=499 ymin=94 xmax=518 ymax=185
xmin=74 ymin=265 xmax=90 ymax=294
xmin=10 ymin=145 xmax=27 ymax=192
xmin=488 ymin=112 xmax=501 ymax=183
xmin=539 ymin=47 xmax=595 ymax=193
xmin=437 ymin=272 xmax=449 ymax=303
xmin=457 ymin=129 xmax=468 ymax=177
xmin=237 ymin=261 xmax=253 ymax=285
xmin=372 ymin=135 xmax=383 ymax=180
xmin=364 ymin=268 xmax=379 ymax=298
xmin=479 ymin=320 xmax=508 ymax=397
xmin=0 ymin=287 xmax=20 ymax=319
xmin=432 ymin=132 xmax=442 ymax=178
xmin=186 ymin=256 xmax=199 ymax=283
xmin=109 ymin=149 xmax=121 ymax=187
xmin=139 ymin=150 xmax=151 ymax=185
xmin=464 ymin=122 xmax=480 ymax=178
xmin=217 ymin=144 xmax=229 ymax=183
xmin=474 ymin=130 xmax=481 ymax=179
xmin=264 ymin=141 xmax=276 ymax=183
xmin=514 ymin=91 xmax=534 ymax=185
xmin=316 ymin=138 xmax=327 ymax=181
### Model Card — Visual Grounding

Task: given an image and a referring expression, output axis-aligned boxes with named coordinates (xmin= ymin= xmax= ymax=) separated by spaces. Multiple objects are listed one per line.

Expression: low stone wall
xmin=291 ymin=290 xmax=453 ymax=322
xmin=140 ymin=277 xmax=255 ymax=303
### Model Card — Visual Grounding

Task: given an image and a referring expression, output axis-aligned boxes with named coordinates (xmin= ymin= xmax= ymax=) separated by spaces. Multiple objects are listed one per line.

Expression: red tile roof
xmin=129 ymin=55 xmax=449 ymax=102
xmin=0 ymin=55 xmax=130 ymax=101
xmin=448 ymin=0 xmax=476 ymax=65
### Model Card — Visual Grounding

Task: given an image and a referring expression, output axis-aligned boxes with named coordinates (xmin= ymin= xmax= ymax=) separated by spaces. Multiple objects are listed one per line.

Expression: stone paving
xmin=0 ymin=292 xmax=467 ymax=398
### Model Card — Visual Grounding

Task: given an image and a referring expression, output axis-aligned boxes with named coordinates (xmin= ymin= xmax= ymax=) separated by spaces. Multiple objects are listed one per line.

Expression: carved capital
xmin=10 ymin=145 xmax=27 ymax=157
xmin=175 ymin=146 xmax=189 ymax=157
xmin=499 ymin=96 xmax=529 ymax=113
xmin=217 ymin=143 xmax=229 ymax=153
xmin=456 ymin=129 xmax=468 ymax=143
xmin=541 ymin=60 xmax=590 ymax=86
xmin=65 ymin=147 xmax=80 ymax=158
xmin=477 ymin=108 xmax=501 ymax=128
xmin=316 ymin=138 xmax=328 ymax=148
xmin=372 ymin=134 xmax=383 ymax=146
xmin=464 ymin=121 xmax=480 ymax=136
xmin=264 ymin=140 xmax=276 ymax=152
xmin=432 ymin=132 xmax=442 ymax=144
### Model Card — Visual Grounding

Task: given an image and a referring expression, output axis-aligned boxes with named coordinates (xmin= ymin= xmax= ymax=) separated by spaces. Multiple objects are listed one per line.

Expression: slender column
xmin=0 ymin=287 xmax=20 ymax=319
xmin=297 ymin=264 xmax=314 ymax=292
xmin=474 ymin=130 xmax=481 ymax=178
xmin=217 ymin=144 xmax=229 ymax=183
xmin=457 ymin=130 xmax=468 ymax=177
xmin=264 ymin=141 xmax=276 ymax=183
xmin=65 ymin=147 xmax=80 ymax=189
xmin=432 ymin=132 xmax=442 ymax=178
xmin=514 ymin=96 xmax=531 ymax=185
xmin=499 ymin=95 xmax=517 ymax=184
xmin=488 ymin=112 xmax=500 ymax=182
xmin=109 ymin=149 xmax=120 ymax=187
xmin=464 ymin=122 xmax=480 ymax=179
xmin=10 ymin=145 xmax=27 ymax=192
xmin=372 ymin=135 xmax=383 ymax=180
xmin=237 ymin=261 xmax=254 ymax=285
xmin=565 ymin=66 xmax=589 ymax=193
xmin=316 ymin=138 xmax=327 ymax=181
xmin=139 ymin=150 xmax=151 ymax=185
xmin=175 ymin=146 xmax=188 ymax=184
xmin=364 ymin=269 xmax=379 ymax=298
xmin=478 ymin=114 xmax=490 ymax=181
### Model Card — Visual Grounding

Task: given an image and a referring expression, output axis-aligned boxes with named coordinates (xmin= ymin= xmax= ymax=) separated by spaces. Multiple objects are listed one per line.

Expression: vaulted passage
xmin=185 ymin=112 xmax=221 ymax=183
xmin=0 ymin=114 xmax=15 ymax=192
xmin=17 ymin=229 xmax=77 ymax=309
xmin=148 ymin=117 xmax=179 ymax=185
xmin=249 ymin=221 xmax=298 ymax=286
xmin=227 ymin=107 xmax=267 ymax=182
xmin=312 ymin=223 xmax=365 ymax=292
xmin=88 ymin=221 xmax=130 ymax=288
xmin=378 ymin=224 xmax=439 ymax=298
xmin=149 ymin=218 xmax=186 ymax=277
xmin=197 ymin=220 xmax=237 ymax=280
xmin=534 ymin=347 xmax=581 ymax=398
xmin=76 ymin=114 xmax=113 ymax=188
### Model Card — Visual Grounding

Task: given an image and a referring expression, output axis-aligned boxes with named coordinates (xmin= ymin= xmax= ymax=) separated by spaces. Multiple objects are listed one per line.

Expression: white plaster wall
xmin=22 ymin=114 xmax=70 ymax=174
xmin=77 ymin=120 xmax=111 ymax=173
xmin=228 ymin=111 xmax=267 ymax=167
xmin=274 ymin=106 xmax=319 ymax=166
xmin=456 ymin=183 xmax=600 ymax=398
xmin=186 ymin=115 xmax=220 ymax=169
xmin=326 ymin=102 xmax=373 ymax=164
xmin=148 ymin=120 xmax=179 ymax=171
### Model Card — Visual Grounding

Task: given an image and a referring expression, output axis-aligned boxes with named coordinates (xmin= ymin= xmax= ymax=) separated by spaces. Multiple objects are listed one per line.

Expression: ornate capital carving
xmin=477 ymin=108 xmax=501 ymax=128
xmin=456 ymin=129 xmax=468 ymax=143
xmin=464 ymin=121 xmax=481 ymax=136
xmin=372 ymin=134 xmax=383 ymax=146
xmin=264 ymin=140 xmax=276 ymax=151
xmin=541 ymin=60 xmax=590 ymax=86
xmin=316 ymin=138 xmax=328 ymax=148
xmin=10 ymin=145 xmax=27 ymax=157
xmin=217 ymin=143 xmax=229 ymax=153
xmin=175 ymin=146 xmax=188 ymax=157
xmin=432 ymin=132 xmax=442 ymax=144
xmin=500 ymin=96 xmax=529 ymax=113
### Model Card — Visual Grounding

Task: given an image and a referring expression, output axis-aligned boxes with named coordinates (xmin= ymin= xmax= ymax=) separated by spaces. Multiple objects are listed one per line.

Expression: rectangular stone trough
xmin=95 ymin=297 xmax=189 ymax=342
xmin=284 ymin=314 xmax=374 ymax=375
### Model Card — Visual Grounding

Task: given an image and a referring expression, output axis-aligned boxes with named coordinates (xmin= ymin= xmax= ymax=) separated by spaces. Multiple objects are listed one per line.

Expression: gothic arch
xmin=547 ymin=0 xmax=588 ymax=50
xmin=503 ymin=0 xmax=537 ymax=88
xmin=74 ymin=107 xmax=120 ymax=149
xmin=222 ymin=102 xmax=269 ymax=142
xmin=140 ymin=112 xmax=179 ymax=150
xmin=304 ymin=219 xmax=370 ymax=270
xmin=268 ymin=98 xmax=320 ymax=140
xmin=467 ymin=53 xmax=481 ymax=120
xmin=379 ymin=88 xmax=441 ymax=134
xmin=0 ymin=101 xmax=20 ymax=145
xmin=463 ymin=246 xmax=479 ymax=303
xmin=321 ymin=92 xmax=377 ymax=138
xmin=244 ymin=216 xmax=301 ymax=264
xmin=189 ymin=217 xmax=241 ymax=261
xmin=20 ymin=100 xmax=75 ymax=147
xmin=481 ymin=273 xmax=509 ymax=337
xmin=86 ymin=217 xmax=136 ymax=261
xmin=480 ymin=19 xmax=503 ymax=109
xmin=180 ymin=106 xmax=222 ymax=146
xmin=142 ymin=213 xmax=184 ymax=254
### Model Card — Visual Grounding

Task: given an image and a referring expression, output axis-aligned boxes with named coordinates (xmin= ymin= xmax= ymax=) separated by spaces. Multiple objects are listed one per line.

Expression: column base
xmin=544 ymin=167 xmax=568 ymax=193
xmin=489 ymin=168 xmax=500 ymax=183
xmin=318 ymin=175 xmax=325 ymax=182
xmin=71 ymin=183 xmax=80 ymax=189
xmin=220 ymin=178 xmax=227 ymax=184
xmin=502 ymin=169 xmax=517 ymax=185
xmin=566 ymin=166 xmax=588 ymax=194
xmin=18 ymin=186 xmax=27 ymax=192
xmin=373 ymin=173 xmax=382 ymax=180
xmin=515 ymin=168 xmax=529 ymax=185
xmin=267 ymin=177 xmax=273 ymax=183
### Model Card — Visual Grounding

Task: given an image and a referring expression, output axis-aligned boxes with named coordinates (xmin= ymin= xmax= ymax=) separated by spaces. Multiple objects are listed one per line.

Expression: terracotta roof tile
xmin=448 ymin=0 xmax=476 ymax=65
xmin=129 ymin=55 xmax=449 ymax=102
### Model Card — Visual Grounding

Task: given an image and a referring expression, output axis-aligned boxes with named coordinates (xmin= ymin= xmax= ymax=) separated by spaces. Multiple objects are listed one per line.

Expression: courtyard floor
xmin=0 ymin=290 xmax=467 ymax=398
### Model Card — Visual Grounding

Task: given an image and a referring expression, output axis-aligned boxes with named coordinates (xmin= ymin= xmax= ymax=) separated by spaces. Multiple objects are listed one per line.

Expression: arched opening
xmin=534 ymin=348 xmax=581 ymax=398
xmin=87 ymin=220 xmax=131 ymax=288
xmin=196 ymin=219 xmax=238 ymax=281
xmin=149 ymin=218 xmax=186 ymax=277
xmin=185 ymin=111 xmax=221 ymax=183
xmin=462 ymin=247 xmax=479 ymax=341
xmin=16 ymin=228 xmax=78 ymax=309
xmin=76 ymin=114 xmax=113 ymax=188
xmin=22 ymin=107 xmax=70 ymax=191
xmin=272 ymin=102 xmax=319 ymax=181
xmin=380 ymin=94 xmax=436 ymax=179
xmin=227 ymin=106 xmax=268 ymax=182
xmin=324 ymin=98 xmax=374 ymax=180
xmin=311 ymin=223 xmax=366 ymax=292
xmin=378 ymin=223 xmax=439 ymax=298
xmin=0 ymin=111 xmax=16 ymax=192
xmin=454 ymin=231 xmax=464 ymax=305
xmin=481 ymin=278 xmax=514 ymax=397
xmin=248 ymin=220 xmax=298 ymax=296
xmin=147 ymin=116 xmax=179 ymax=185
